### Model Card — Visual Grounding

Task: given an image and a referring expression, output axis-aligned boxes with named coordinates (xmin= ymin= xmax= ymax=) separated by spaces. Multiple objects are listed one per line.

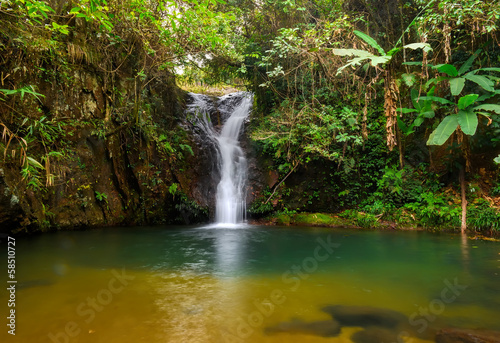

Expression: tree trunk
xmin=459 ymin=167 xmax=467 ymax=233
xmin=384 ymin=72 xmax=399 ymax=152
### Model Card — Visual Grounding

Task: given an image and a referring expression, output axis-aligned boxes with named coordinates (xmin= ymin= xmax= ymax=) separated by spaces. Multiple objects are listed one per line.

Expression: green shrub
xmin=339 ymin=209 xmax=380 ymax=228
xmin=355 ymin=212 xmax=380 ymax=228
xmin=404 ymin=192 xmax=461 ymax=228
xmin=467 ymin=199 xmax=500 ymax=232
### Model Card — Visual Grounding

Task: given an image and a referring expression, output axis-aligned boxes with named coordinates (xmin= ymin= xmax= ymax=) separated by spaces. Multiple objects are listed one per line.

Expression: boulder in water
xmin=435 ymin=328 xmax=500 ymax=343
xmin=351 ymin=326 xmax=400 ymax=343
xmin=18 ymin=279 xmax=54 ymax=290
xmin=264 ymin=319 xmax=341 ymax=337
xmin=322 ymin=305 xmax=408 ymax=329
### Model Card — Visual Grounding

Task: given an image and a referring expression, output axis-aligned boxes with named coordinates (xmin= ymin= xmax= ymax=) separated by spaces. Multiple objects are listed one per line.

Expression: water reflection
xmin=2 ymin=226 xmax=500 ymax=343
xmin=214 ymin=228 xmax=248 ymax=276
xmin=461 ymin=232 xmax=470 ymax=273
xmin=193 ymin=224 xmax=253 ymax=276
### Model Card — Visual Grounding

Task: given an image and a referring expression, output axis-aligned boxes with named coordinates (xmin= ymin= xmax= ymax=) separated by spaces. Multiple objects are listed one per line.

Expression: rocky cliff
xmin=0 ymin=62 xmax=209 ymax=233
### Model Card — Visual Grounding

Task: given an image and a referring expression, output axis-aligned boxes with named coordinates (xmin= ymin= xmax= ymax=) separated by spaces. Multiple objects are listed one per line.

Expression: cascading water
xmin=186 ymin=92 xmax=253 ymax=225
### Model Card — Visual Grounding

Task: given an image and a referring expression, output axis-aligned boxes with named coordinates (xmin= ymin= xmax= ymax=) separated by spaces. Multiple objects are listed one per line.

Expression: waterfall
xmin=186 ymin=92 xmax=253 ymax=225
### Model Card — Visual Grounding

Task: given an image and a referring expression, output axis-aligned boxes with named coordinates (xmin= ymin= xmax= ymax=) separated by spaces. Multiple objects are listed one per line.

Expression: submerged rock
xmin=322 ymin=305 xmax=408 ymax=329
xmin=435 ymin=328 xmax=500 ymax=343
xmin=351 ymin=326 xmax=400 ymax=343
xmin=17 ymin=279 xmax=54 ymax=290
xmin=264 ymin=319 xmax=341 ymax=337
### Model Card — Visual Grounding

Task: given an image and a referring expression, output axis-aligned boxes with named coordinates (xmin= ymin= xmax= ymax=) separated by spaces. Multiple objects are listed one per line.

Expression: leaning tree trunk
xmin=458 ymin=132 xmax=471 ymax=233
xmin=459 ymin=167 xmax=467 ymax=233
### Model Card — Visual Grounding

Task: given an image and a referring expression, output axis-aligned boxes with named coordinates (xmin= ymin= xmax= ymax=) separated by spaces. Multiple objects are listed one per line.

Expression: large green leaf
xmin=449 ymin=77 xmax=465 ymax=96
xmin=402 ymin=61 xmax=435 ymax=67
xmin=422 ymin=110 xmax=435 ymax=118
xmin=411 ymin=89 xmax=421 ymax=111
xmin=397 ymin=108 xmax=417 ymax=114
xmin=457 ymin=94 xmax=479 ymax=110
xmin=332 ymin=49 xmax=373 ymax=57
xmin=403 ymin=43 xmax=432 ymax=53
xmin=401 ymin=73 xmax=417 ymax=87
xmin=427 ymin=115 xmax=458 ymax=145
xmin=457 ymin=49 xmax=481 ymax=75
xmin=435 ymin=64 xmax=458 ymax=77
xmin=426 ymin=86 xmax=436 ymax=96
xmin=418 ymin=96 xmax=453 ymax=105
xmin=397 ymin=115 xmax=410 ymax=134
xmin=458 ymin=109 xmax=478 ymax=136
xmin=464 ymin=74 xmax=495 ymax=91
xmin=413 ymin=116 xmax=425 ymax=127
xmin=336 ymin=57 xmax=371 ymax=74
xmin=369 ymin=55 xmax=391 ymax=66
xmin=477 ymin=67 xmax=500 ymax=73
xmin=26 ymin=157 xmax=44 ymax=169
xmin=387 ymin=47 xmax=401 ymax=56
xmin=473 ymin=104 xmax=500 ymax=114
xmin=424 ymin=76 xmax=448 ymax=89
xmin=354 ymin=30 xmax=385 ymax=55
xmin=495 ymin=155 xmax=500 ymax=164
xmin=476 ymin=93 xmax=495 ymax=102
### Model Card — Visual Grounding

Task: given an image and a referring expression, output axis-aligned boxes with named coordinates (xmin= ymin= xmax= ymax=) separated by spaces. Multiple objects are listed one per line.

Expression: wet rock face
xmin=216 ymin=92 xmax=248 ymax=124
xmin=435 ymin=328 xmax=500 ymax=343
xmin=0 ymin=65 xmax=266 ymax=231
xmin=179 ymin=93 xmax=221 ymax=214
xmin=179 ymin=133 xmax=220 ymax=214
xmin=180 ymin=92 xmax=266 ymax=219
xmin=0 ymin=70 xmax=197 ymax=232
xmin=240 ymin=133 xmax=267 ymax=208
xmin=0 ymin=172 xmax=24 ymax=232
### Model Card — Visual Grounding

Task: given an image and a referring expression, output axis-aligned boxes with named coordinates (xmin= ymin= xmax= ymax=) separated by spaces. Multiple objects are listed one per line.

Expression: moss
xmin=293 ymin=213 xmax=343 ymax=226
xmin=275 ymin=214 xmax=291 ymax=225
xmin=272 ymin=212 xmax=351 ymax=227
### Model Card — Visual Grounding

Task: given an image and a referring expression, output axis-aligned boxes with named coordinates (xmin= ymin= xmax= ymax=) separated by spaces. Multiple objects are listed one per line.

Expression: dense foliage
xmin=1 ymin=0 xmax=499 ymax=232
xmin=210 ymin=0 xmax=500 ymax=232
xmin=0 ymin=0 xmax=237 ymax=228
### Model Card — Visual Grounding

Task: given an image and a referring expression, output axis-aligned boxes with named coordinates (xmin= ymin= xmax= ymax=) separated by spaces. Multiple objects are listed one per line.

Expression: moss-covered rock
xmin=275 ymin=213 xmax=292 ymax=225
xmin=293 ymin=213 xmax=346 ymax=226
xmin=270 ymin=212 xmax=353 ymax=228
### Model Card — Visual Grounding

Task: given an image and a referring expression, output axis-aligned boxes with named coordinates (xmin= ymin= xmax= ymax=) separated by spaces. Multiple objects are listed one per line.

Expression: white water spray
xmin=215 ymin=94 xmax=252 ymax=224
xmin=187 ymin=92 xmax=253 ymax=225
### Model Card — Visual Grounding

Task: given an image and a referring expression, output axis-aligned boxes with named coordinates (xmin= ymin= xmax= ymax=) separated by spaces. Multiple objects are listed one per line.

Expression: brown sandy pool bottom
xmin=1 ymin=225 xmax=498 ymax=342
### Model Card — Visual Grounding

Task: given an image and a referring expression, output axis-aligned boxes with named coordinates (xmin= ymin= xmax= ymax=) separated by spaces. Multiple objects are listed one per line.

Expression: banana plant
xmin=419 ymin=49 xmax=500 ymax=145
xmin=333 ymin=0 xmax=436 ymax=74
xmin=397 ymin=88 xmax=436 ymax=136
xmin=333 ymin=30 xmax=432 ymax=154
xmin=333 ymin=30 xmax=432 ymax=74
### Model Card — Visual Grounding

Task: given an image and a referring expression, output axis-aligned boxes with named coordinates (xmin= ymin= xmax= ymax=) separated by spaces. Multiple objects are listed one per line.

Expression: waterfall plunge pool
xmin=1 ymin=225 xmax=499 ymax=343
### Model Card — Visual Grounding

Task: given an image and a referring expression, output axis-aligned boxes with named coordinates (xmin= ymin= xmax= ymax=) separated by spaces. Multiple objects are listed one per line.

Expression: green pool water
xmin=1 ymin=225 xmax=499 ymax=342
